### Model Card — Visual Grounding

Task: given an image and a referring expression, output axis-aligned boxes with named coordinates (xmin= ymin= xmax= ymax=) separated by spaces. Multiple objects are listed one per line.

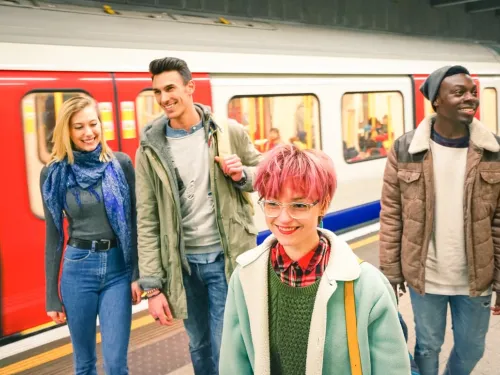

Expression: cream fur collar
xmin=408 ymin=115 xmax=499 ymax=155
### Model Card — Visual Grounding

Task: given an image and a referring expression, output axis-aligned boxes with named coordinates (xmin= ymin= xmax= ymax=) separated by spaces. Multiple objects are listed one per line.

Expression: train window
xmin=482 ymin=88 xmax=498 ymax=134
xmin=22 ymin=91 xmax=87 ymax=219
xmin=136 ymin=90 xmax=163 ymax=135
xmin=227 ymin=95 xmax=321 ymax=152
xmin=342 ymin=91 xmax=404 ymax=163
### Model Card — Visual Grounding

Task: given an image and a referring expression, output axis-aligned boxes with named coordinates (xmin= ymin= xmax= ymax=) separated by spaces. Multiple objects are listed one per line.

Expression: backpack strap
xmin=211 ymin=115 xmax=255 ymax=216
xmin=344 ymin=258 xmax=364 ymax=375
xmin=212 ymin=114 xmax=232 ymax=157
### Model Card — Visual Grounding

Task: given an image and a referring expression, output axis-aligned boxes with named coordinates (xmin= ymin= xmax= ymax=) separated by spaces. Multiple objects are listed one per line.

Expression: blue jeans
xmin=61 ymin=245 xmax=132 ymax=375
xmin=409 ymin=288 xmax=491 ymax=375
xmin=182 ymin=252 xmax=228 ymax=375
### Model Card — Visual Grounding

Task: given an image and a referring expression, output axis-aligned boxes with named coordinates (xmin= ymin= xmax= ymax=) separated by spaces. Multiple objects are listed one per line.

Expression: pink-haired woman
xmin=219 ymin=144 xmax=411 ymax=375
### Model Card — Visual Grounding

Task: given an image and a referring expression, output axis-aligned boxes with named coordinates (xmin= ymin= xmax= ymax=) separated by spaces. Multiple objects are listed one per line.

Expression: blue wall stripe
xmin=256 ymin=200 xmax=381 ymax=245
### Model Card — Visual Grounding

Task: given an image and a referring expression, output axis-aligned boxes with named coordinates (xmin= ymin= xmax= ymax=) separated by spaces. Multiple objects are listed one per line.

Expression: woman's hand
xmin=131 ymin=281 xmax=142 ymax=305
xmin=47 ymin=311 xmax=66 ymax=324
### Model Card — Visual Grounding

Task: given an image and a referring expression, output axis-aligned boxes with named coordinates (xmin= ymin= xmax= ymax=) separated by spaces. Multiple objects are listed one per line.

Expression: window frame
xmin=135 ymin=88 xmax=164 ymax=135
xmin=340 ymin=89 xmax=405 ymax=165
xmin=21 ymin=89 xmax=92 ymax=219
xmin=227 ymin=92 xmax=323 ymax=151
xmin=482 ymin=87 xmax=498 ymax=134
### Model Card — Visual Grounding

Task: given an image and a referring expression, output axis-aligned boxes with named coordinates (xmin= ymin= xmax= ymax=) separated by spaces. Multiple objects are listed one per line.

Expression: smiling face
xmin=265 ymin=182 xmax=325 ymax=250
xmin=69 ymin=105 xmax=101 ymax=152
xmin=434 ymin=73 xmax=479 ymax=126
xmin=152 ymin=70 xmax=195 ymax=123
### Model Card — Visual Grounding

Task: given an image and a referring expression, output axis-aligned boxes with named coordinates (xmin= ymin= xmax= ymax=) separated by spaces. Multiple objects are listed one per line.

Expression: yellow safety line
xmin=350 ymin=234 xmax=379 ymax=250
xmin=0 ymin=315 xmax=154 ymax=375
xmin=4 ymin=233 xmax=379 ymax=374
xmin=20 ymin=321 xmax=56 ymax=335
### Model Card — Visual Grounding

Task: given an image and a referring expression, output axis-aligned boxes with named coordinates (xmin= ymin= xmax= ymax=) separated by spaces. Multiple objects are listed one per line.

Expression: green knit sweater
xmin=268 ymin=261 xmax=321 ymax=375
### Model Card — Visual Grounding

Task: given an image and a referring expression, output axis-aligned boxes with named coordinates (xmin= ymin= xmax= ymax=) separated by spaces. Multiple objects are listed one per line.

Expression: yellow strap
xmin=344 ymin=258 xmax=364 ymax=375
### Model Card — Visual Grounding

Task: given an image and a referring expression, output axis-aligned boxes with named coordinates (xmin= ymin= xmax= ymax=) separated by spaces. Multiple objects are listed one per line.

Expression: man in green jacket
xmin=136 ymin=57 xmax=262 ymax=375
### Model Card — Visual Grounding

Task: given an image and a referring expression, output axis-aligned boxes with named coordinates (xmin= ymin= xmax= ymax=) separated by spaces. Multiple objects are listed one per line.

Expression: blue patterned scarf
xmin=42 ymin=145 xmax=132 ymax=274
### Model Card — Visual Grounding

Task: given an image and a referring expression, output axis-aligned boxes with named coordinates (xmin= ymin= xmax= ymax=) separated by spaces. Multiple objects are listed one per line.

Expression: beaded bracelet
xmin=148 ymin=292 xmax=161 ymax=299
xmin=143 ymin=288 xmax=161 ymax=299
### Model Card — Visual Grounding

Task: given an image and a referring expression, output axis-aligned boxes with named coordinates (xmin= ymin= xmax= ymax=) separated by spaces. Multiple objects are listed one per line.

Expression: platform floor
xmin=1 ymin=233 xmax=498 ymax=374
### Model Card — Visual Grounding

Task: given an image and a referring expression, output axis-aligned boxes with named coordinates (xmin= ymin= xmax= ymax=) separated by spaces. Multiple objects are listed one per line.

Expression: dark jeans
xmin=182 ymin=253 xmax=228 ymax=375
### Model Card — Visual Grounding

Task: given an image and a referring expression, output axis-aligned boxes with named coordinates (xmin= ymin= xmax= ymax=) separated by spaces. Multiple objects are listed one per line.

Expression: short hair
xmin=149 ymin=57 xmax=192 ymax=84
xmin=254 ymin=144 xmax=337 ymax=210
xmin=49 ymin=95 xmax=112 ymax=165
xmin=269 ymin=128 xmax=280 ymax=134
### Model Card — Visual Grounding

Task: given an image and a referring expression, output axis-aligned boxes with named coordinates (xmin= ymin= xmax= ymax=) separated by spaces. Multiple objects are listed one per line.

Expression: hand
xmin=215 ymin=154 xmax=243 ymax=182
xmin=492 ymin=291 xmax=500 ymax=316
xmin=392 ymin=282 xmax=407 ymax=298
xmin=47 ymin=311 xmax=66 ymax=324
xmin=148 ymin=293 xmax=174 ymax=326
xmin=131 ymin=281 xmax=142 ymax=305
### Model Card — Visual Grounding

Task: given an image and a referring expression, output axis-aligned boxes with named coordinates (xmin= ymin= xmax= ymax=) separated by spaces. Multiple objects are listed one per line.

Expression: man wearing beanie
xmin=379 ymin=65 xmax=500 ymax=375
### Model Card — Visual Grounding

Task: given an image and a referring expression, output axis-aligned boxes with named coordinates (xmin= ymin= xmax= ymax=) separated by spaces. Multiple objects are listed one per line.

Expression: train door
xmin=327 ymin=76 xmax=414 ymax=231
xmin=0 ymin=71 xmax=117 ymax=338
xmin=112 ymin=72 xmax=212 ymax=163
xmin=210 ymin=74 xmax=413 ymax=239
xmin=210 ymin=74 xmax=327 ymax=240
xmin=477 ymin=76 xmax=500 ymax=134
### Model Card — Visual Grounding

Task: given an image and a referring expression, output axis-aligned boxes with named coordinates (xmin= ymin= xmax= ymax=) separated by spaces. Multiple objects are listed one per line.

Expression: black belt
xmin=68 ymin=238 xmax=117 ymax=251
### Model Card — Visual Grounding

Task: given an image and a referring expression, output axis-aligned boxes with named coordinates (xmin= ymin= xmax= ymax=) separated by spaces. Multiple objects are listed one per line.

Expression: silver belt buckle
xmin=102 ymin=239 xmax=111 ymax=251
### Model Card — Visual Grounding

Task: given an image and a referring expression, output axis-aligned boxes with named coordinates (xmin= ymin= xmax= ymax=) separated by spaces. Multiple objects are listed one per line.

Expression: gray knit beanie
xmin=420 ymin=65 xmax=470 ymax=110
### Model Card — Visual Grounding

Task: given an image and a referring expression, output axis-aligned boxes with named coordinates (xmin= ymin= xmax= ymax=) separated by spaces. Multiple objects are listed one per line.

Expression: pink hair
xmin=254 ymin=144 xmax=337 ymax=209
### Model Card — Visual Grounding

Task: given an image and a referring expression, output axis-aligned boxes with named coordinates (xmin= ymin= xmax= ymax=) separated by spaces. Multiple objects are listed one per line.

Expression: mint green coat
xmin=219 ymin=229 xmax=412 ymax=375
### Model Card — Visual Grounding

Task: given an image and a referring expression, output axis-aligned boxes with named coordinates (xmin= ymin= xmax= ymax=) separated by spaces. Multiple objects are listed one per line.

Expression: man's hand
xmin=391 ymin=282 xmax=407 ymax=299
xmin=491 ymin=291 xmax=500 ymax=316
xmin=215 ymin=155 xmax=243 ymax=182
xmin=148 ymin=293 xmax=174 ymax=326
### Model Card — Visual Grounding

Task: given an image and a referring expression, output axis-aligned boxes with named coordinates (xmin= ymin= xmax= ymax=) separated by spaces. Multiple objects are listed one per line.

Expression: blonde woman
xmin=40 ymin=95 xmax=141 ymax=375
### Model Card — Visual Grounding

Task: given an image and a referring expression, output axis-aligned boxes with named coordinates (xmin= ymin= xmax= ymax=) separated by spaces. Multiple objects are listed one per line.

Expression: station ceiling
xmin=431 ymin=0 xmax=500 ymax=15
xmin=1 ymin=0 xmax=500 ymax=42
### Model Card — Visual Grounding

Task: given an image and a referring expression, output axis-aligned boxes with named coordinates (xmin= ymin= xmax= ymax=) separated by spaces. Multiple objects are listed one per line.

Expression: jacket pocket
xmin=397 ymin=170 xmax=422 ymax=200
xmin=479 ymin=171 xmax=500 ymax=200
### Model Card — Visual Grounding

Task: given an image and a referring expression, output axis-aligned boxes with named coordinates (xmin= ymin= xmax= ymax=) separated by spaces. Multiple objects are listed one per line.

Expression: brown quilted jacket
xmin=380 ymin=116 xmax=500 ymax=296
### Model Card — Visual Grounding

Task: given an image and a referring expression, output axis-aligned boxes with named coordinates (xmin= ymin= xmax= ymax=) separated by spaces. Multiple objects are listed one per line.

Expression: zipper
xmin=210 ymin=128 xmax=230 ymax=262
xmin=145 ymin=145 xmax=190 ymax=271
xmin=463 ymin=148 xmax=482 ymax=290
xmin=421 ymin=152 xmax=434 ymax=291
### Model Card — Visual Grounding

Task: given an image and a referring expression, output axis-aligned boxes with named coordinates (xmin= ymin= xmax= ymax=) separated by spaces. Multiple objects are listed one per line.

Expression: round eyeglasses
xmin=258 ymin=199 xmax=319 ymax=220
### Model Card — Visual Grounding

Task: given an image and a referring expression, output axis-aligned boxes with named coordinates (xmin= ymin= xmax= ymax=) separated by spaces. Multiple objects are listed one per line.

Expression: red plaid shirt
xmin=270 ymin=232 xmax=331 ymax=287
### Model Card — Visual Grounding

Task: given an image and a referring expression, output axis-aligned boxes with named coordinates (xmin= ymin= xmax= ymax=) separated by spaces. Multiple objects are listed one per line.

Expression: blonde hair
xmin=48 ymin=95 xmax=113 ymax=165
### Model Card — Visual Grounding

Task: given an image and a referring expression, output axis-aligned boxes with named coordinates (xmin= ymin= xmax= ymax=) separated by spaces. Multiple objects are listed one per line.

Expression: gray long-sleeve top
xmin=40 ymin=152 xmax=138 ymax=312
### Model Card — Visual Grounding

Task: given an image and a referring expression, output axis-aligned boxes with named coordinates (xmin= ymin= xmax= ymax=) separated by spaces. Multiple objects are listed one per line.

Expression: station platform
xmin=1 ymin=227 xmax=498 ymax=375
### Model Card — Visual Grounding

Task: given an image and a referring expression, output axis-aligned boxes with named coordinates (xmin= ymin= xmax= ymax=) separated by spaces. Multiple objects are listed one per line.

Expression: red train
xmin=0 ymin=3 xmax=499 ymax=342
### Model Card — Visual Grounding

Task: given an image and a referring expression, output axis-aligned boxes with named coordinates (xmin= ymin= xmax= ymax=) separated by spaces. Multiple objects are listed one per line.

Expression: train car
xmin=0 ymin=3 xmax=499 ymax=342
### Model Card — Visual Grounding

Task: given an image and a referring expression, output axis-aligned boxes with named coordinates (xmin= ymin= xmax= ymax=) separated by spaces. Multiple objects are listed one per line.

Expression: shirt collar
xmin=273 ymin=232 xmax=330 ymax=274
xmin=165 ymin=119 xmax=203 ymax=138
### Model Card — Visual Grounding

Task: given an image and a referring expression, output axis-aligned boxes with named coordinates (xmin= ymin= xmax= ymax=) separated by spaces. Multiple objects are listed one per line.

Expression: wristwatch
xmin=234 ymin=170 xmax=247 ymax=187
